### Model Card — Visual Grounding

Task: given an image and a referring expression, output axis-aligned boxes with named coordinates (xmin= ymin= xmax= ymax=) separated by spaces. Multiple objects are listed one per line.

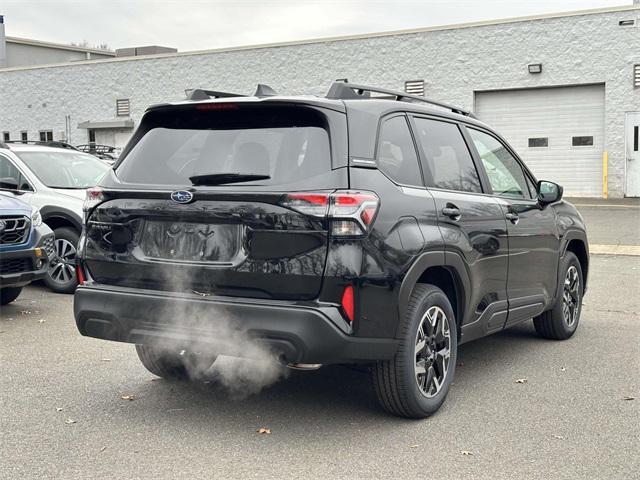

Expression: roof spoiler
xmin=186 ymin=83 xmax=278 ymax=101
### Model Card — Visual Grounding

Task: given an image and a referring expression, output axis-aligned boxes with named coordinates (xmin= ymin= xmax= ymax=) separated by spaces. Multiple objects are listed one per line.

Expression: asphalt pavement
xmin=0 ymin=201 xmax=638 ymax=480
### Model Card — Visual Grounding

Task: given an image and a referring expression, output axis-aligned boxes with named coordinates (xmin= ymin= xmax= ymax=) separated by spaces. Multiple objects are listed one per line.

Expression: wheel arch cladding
xmin=565 ymin=239 xmax=589 ymax=292
xmin=398 ymin=251 xmax=468 ymax=339
xmin=41 ymin=210 xmax=82 ymax=233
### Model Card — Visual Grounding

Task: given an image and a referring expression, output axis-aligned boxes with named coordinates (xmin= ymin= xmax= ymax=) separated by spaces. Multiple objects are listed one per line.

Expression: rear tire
xmin=135 ymin=344 xmax=217 ymax=381
xmin=534 ymin=251 xmax=583 ymax=340
xmin=0 ymin=287 xmax=23 ymax=305
xmin=44 ymin=227 xmax=79 ymax=294
xmin=372 ymin=284 xmax=458 ymax=419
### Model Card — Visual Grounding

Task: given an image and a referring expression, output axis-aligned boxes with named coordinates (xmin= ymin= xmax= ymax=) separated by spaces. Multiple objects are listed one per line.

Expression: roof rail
xmin=326 ymin=81 xmax=475 ymax=118
xmin=3 ymin=140 xmax=79 ymax=150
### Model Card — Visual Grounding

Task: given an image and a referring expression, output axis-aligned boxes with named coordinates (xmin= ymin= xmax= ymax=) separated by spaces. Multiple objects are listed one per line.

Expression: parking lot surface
xmin=1 ymin=204 xmax=639 ymax=480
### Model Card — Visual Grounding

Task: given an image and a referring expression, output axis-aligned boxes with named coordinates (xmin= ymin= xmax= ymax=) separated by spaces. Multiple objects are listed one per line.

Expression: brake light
xmin=195 ymin=103 xmax=238 ymax=111
xmin=282 ymin=190 xmax=379 ymax=237
xmin=341 ymin=285 xmax=355 ymax=323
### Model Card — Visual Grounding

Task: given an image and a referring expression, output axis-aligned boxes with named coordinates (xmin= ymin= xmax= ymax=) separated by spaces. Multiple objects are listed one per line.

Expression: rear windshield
xmin=116 ymin=105 xmax=332 ymax=186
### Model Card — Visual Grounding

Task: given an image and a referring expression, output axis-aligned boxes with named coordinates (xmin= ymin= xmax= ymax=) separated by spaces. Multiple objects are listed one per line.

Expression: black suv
xmin=74 ymin=82 xmax=588 ymax=418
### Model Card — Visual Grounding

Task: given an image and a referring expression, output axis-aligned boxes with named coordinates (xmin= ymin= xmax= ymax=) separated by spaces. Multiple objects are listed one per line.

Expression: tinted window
xmin=117 ymin=106 xmax=332 ymax=187
xmin=413 ymin=118 xmax=481 ymax=193
xmin=572 ymin=136 xmax=594 ymax=147
xmin=376 ymin=116 xmax=422 ymax=187
xmin=468 ymin=128 xmax=531 ymax=199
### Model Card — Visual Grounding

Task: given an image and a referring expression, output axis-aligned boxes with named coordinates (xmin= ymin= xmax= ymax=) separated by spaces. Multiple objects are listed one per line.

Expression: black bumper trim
xmin=74 ymin=285 xmax=399 ymax=364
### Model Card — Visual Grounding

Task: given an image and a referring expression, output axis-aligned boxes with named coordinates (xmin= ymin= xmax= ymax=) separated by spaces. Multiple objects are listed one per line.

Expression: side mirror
xmin=0 ymin=177 xmax=19 ymax=190
xmin=537 ymin=180 xmax=563 ymax=205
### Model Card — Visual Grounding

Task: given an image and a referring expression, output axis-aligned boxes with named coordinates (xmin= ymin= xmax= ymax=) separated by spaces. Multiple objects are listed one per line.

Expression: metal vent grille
xmin=635 ymin=65 xmax=640 ymax=88
xmin=116 ymin=99 xmax=131 ymax=116
xmin=404 ymin=80 xmax=425 ymax=96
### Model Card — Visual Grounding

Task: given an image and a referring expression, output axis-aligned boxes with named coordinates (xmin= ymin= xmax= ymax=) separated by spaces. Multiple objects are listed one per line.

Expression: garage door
xmin=475 ymin=85 xmax=605 ymax=197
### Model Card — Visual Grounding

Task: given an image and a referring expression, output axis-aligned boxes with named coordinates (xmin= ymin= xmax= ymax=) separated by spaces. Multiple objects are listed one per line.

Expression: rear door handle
xmin=505 ymin=212 xmax=519 ymax=223
xmin=442 ymin=206 xmax=461 ymax=220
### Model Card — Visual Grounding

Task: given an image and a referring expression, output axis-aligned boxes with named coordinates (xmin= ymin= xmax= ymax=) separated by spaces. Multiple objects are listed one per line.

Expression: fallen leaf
xmin=552 ymin=434 xmax=564 ymax=440
xmin=56 ymin=407 xmax=63 ymax=412
xmin=192 ymin=290 xmax=211 ymax=297
xmin=257 ymin=428 xmax=271 ymax=434
xmin=515 ymin=378 xmax=528 ymax=384
xmin=100 ymin=446 xmax=107 ymax=453
xmin=460 ymin=450 xmax=474 ymax=456
xmin=410 ymin=444 xmax=420 ymax=449
xmin=560 ymin=367 xmax=566 ymax=372
xmin=20 ymin=310 xmax=31 ymax=315
xmin=101 ymin=358 xmax=111 ymax=362
xmin=623 ymin=396 xmax=635 ymax=401
xmin=121 ymin=395 xmax=135 ymax=401
xmin=38 ymin=319 xmax=46 ymax=324
xmin=65 ymin=418 xmax=76 ymax=424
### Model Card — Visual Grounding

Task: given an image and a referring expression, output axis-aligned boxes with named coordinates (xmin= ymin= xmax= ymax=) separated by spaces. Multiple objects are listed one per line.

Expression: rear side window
xmin=412 ymin=118 xmax=482 ymax=193
xmin=116 ymin=105 xmax=332 ymax=187
xmin=376 ymin=116 xmax=423 ymax=187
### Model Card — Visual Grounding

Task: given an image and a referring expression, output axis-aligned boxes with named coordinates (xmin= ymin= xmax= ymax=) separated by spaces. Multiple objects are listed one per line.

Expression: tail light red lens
xmin=282 ymin=190 xmax=379 ymax=237
xmin=341 ymin=285 xmax=355 ymax=323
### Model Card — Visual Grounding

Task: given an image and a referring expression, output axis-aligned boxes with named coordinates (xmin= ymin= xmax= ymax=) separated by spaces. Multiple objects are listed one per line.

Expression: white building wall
xmin=0 ymin=6 xmax=638 ymax=196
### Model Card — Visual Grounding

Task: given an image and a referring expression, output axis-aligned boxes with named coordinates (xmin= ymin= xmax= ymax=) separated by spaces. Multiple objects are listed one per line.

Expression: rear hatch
xmin=83 ymin=101 xmax=348 ymax=300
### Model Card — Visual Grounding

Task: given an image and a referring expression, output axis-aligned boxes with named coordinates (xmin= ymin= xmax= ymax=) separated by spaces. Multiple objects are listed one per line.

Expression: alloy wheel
xmin=48 ymin=238 xmax=77 ymax=285
xmin=414 ymin=306 xmax=451 ymax=398
xmin=562 ymin=265 xmax=580 ymax=327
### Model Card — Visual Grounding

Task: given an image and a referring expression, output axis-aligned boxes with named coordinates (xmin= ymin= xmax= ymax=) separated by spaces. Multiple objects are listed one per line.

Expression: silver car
xmin=0 ymin=143 xmax=110 ymax=293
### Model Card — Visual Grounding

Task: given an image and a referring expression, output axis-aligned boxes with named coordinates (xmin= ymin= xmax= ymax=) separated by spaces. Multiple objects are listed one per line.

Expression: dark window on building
xmin=468 ymin=128 xmax=531 ymax=199
xmin=2 ymin=132 xmax=9 ymax=142
xmin=528 ymin=137 xmax=549 ymax=148
xmin=635 ymin=65 xmax=640 ymax=88
xmin=88 ymin=129 xmax=96 ymax=144
xmin=39 ymin=131 xmax=53 ymax=142
xmin=572 ymin=136 xmax=594 ymax=147
xmin=116 ymin=99 xmax=131 ymax=116
xmin=376 ymin=115 xmax=423 ymax=187
xmin=404 ymin=80 xmax=425 ymax=96
xmin=21 ymin=131 xmax=28 ymax=143
xmin=413 ymin=118 xmax=482 ymax=193
xmin=634 ymin=126 xmax=639 ymax=152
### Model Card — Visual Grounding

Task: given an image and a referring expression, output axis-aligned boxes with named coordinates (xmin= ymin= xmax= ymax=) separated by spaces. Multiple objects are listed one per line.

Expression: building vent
xmin=116 ymin=98 xmax=131 ymax=116
xmin=404 ymin=80 xmax=425 ymax=96
xmin=618 ymin=19 xmax=636 ymax=27
xmin=635 ymin=65 xmax=640 ymax=88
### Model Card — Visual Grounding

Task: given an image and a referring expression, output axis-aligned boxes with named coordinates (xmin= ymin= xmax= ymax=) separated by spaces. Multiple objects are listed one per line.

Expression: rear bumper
xmin=74 ymin=285 xmax=399 ymax=364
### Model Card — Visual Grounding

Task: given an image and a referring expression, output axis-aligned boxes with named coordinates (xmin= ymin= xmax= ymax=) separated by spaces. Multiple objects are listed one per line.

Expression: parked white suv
xmin=0 ymin=142 xmax=110 ymax=293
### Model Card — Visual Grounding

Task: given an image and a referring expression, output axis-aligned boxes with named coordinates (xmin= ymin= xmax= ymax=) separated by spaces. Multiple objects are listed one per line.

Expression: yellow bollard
xmin=602 ymin=151 xmax=608 ymax=199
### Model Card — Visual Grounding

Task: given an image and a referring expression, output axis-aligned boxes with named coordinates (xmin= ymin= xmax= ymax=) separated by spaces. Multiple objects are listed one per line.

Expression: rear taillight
xmin=83 ymin=187 xmax=107 ymax=221
xmin=282 ymin=190 xmax=379 ymax=237
xmin=341 ymin=285 xmax=355 ymax=323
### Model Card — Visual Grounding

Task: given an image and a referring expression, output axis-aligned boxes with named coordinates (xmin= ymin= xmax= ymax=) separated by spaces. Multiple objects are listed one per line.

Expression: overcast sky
xmin=1 ymin=0 xmax=633 ymax=51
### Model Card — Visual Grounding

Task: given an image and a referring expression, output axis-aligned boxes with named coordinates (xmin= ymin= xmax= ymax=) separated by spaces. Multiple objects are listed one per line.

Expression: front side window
xmin=468 ymin=128 xmax=531 ymax=199
xmin=16 ymin=151 xmax=108 ymax=189
xmin=413 ymin=117 xmax=482 ymax=193
xmin=376 ymin=115 xmax=423 ymax=187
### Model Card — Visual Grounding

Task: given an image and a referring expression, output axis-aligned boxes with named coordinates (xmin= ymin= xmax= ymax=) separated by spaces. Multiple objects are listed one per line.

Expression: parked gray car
xmin=0 ymin=142 xmax=110 ymax=293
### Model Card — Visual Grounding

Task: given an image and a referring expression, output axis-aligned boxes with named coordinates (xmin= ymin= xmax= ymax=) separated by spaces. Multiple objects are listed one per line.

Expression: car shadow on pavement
xmin=109 ymin=321 xmax=543 ymax=429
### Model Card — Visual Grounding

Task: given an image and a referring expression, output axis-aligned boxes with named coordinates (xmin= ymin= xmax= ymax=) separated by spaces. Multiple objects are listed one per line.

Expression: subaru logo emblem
xmin=171 ymin=190 xmax=194 ymax=204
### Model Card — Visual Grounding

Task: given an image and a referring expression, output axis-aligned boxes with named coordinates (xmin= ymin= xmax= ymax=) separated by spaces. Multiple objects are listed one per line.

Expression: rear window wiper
xmin=189 ymin=173 xmax=271 ymax=186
